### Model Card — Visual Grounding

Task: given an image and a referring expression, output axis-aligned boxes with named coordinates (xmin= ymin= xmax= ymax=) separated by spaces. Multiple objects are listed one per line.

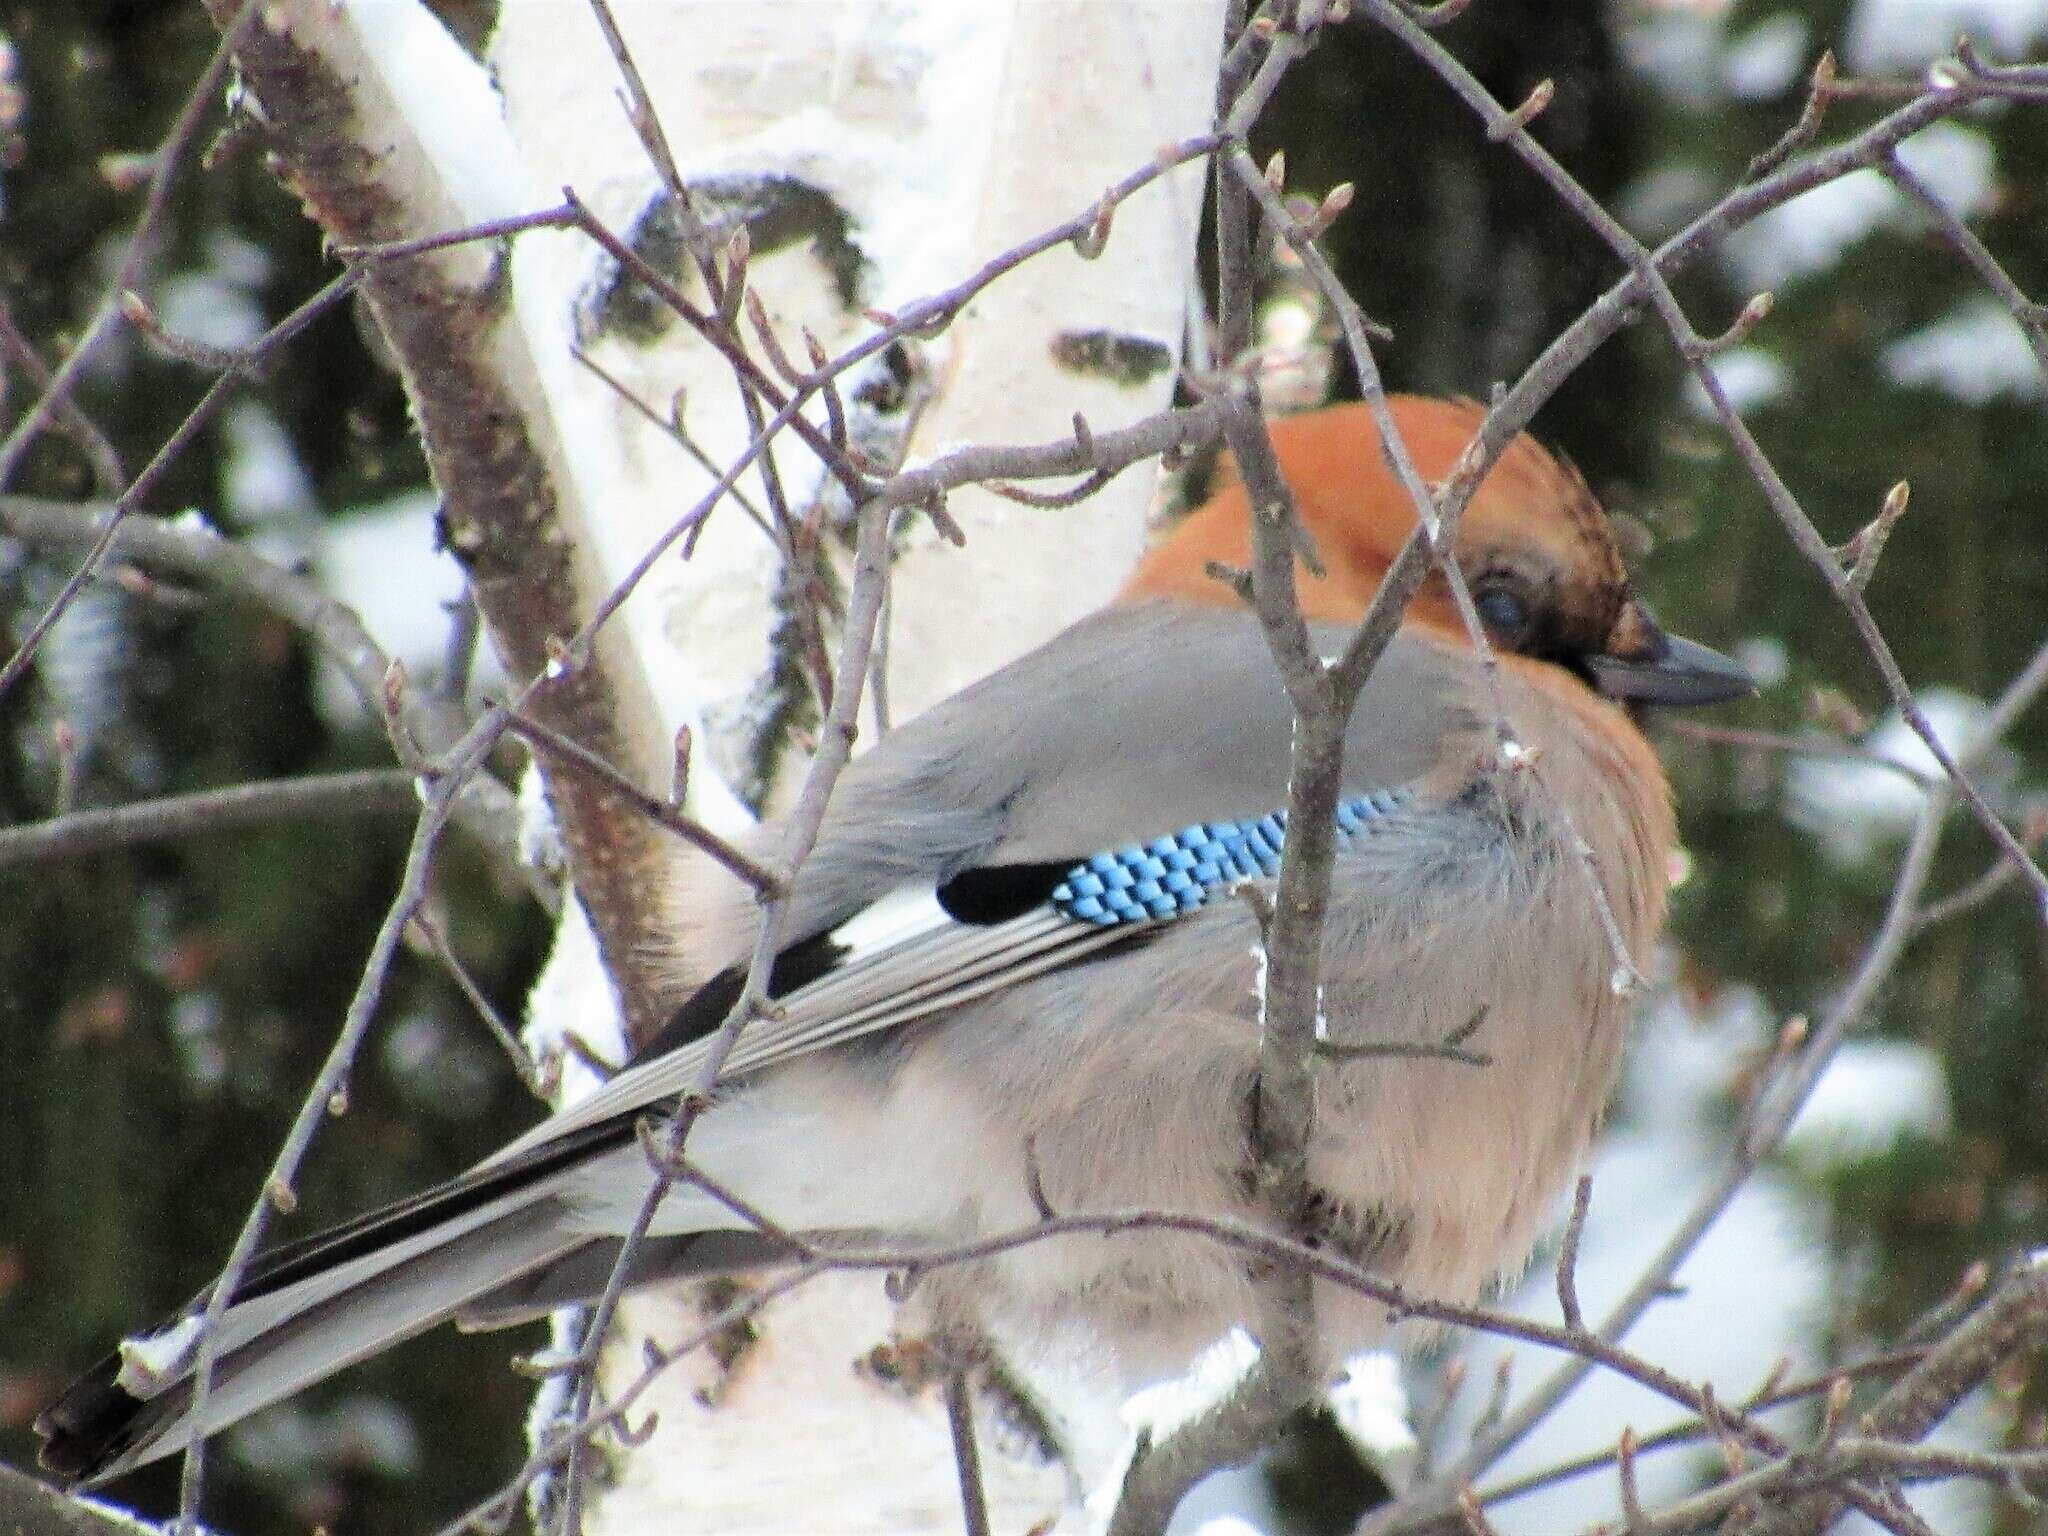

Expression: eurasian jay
xmin=37 ymin=396 xmax=1751 ymax=1484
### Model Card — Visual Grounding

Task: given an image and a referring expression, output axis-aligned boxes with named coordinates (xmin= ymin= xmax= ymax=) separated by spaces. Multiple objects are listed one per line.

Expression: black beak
xmin=1588 ymin=627 xmax=1755 ymax=708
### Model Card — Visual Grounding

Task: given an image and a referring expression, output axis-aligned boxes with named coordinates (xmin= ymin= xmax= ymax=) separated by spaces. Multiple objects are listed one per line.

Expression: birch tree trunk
xmin=209 ymin=0 xmax=1221 ymax=1527
xmin=489 ymin=6 xmax=1223 ymax=1527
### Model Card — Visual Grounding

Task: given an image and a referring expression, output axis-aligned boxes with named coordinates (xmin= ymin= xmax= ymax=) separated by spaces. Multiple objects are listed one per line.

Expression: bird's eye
xmin=1475 ymin=585 xmax=1530 ymax=642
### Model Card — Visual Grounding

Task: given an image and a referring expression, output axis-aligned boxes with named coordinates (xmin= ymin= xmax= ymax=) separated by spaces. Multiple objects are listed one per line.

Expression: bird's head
xmin=1125 ymin=395 xmax=1752 ymax=709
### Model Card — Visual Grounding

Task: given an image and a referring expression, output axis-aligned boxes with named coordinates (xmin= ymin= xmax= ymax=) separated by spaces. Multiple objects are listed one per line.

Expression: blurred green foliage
xmin=0 ymin=3 xmax=544 ymax=1532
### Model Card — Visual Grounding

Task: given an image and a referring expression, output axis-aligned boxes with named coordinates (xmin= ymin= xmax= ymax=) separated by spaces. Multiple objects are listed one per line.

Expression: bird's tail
xmin=34 ymin=1128 xmax=626 ymax=1486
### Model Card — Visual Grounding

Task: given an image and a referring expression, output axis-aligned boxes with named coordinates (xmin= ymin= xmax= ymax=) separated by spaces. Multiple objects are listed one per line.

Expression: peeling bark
xmin=201 ymin=0 xmax=680 ymax=1039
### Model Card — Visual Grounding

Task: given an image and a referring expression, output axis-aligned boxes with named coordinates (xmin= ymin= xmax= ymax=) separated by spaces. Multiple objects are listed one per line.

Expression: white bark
xmin=489 ymin=0 xmax=1219 ymax=780
xmin=221 ymin=0 xmax=1222 ymax=1525
xmin=484 ymin=2 xmax=1222 ymax=1527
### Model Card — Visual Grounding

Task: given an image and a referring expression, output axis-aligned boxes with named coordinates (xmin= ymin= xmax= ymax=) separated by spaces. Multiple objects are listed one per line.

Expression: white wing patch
xmin=488 ymin=890 xmax=1150 ymax=1167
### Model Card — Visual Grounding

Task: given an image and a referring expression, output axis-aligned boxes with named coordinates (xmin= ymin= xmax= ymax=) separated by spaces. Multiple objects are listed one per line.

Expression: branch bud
xmin=1072 ymin=194 xmax=1116 ymax=260
xmin=1817 ymin=1373 xmax=1854 ymax=1446
xmin=99 ymin=152 xmax=156 ymax=194
xmin=1303 ymin=181 xmax=1355 ymax=236
xmin=1487 ymin=78 xmax=1554 ymax=142
xmin=1693 ymin=291 xmax=1775 ymax=355
xmin=1837 ymin=479 xmax=1911 ymax=592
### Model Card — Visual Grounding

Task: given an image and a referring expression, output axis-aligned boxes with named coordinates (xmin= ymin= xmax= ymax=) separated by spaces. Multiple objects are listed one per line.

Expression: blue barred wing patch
xmin=1051 ymin=790 xmax=1408 ymax=927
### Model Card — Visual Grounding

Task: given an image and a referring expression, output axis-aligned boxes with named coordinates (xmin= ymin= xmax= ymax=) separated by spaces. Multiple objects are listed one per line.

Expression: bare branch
xmin=553 ymin=501 xmax=895 ymax=1532
xmin=1738 ymin=1256 xmax=2048 ymax=1536
xmin=1354 ymin=0 xmax=2048 ymax=924
xmin=1881 ymin=148 xmax=2048 ymax=381
xmin=943 ymin=1363 xmax=994 ymax=1536
xmin=504 ymin=709 xmax=783 ymax=897
xmin=0 ymin=493 xmax=543 ymax=907
xmin=410 ymin=912 xmax=547 ymax=1100
xmin=0 ymin=269 xmax=362 ymax=705
xmin=0 ymin=770 xmax=418 ymax=867
xmin=175 ymin=704 xmax=513 ymax=1533
xmin=1555 ymin=1177 xmax=1592 ymax=1336
xmin=0 ymin=299 xmax=124 ymax=493
xmin=1745 ymin=50 xmax=1837 ymax=182
xmin=0 ymin=0 xmax=263 ymax=490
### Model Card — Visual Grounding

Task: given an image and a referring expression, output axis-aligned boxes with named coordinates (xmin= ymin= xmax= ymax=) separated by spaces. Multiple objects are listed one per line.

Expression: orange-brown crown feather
xmin=1122 ymin=396 xmax=1630 ymax=649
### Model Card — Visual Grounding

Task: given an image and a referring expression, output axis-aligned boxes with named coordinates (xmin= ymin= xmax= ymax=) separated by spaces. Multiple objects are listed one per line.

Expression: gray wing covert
xmin=504 ymin=604 xmax=1476 ymax=1159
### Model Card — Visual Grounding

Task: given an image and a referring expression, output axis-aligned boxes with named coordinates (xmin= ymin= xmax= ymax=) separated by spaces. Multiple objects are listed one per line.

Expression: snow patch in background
xmin=1328 ymin=1351 xmax=1419 ymax=1488
xmin=38 ymin=584 xmax=130 ymax=753
xmin=1623 ymin=7 xmax=1728 ymax=110
xmin=1681 ymin=345 xmax=1788 ymax=416
xmin=221 ymin=402 xmax=315 ymax=526
xmin=382 ymin=1006 xmax=497 ymax=1119
xmin=1723 ymin=168 xmax=1897 ymax=287
xmin=1787 ymin=688 xmax=1992 ymax=864
xmin=1720 ymin=123 xmax=1994 ymax=289
xmin=1894 ymin=123 xmax=1998 ymax=219
xmin=1615 ymin=163 xmax=1721 ymax=239
xmin=1882 ymin=297 xmax=2047 ymax=401
xmin=1845 ymin=0 xmax=2048 ymax=72
xmin=303 ymin=489 xmax=499 ymax=725
xmin=1787 ymin=1038 xmax=1951 ymax=1169
xmin=229 ymin=1393 xmax=422 ymax=1481
xmin=156 ymin=232 xmax=270 ymax=354
xmin=1724 ymin=13 xmax=1810 ymax=100
xmin=1734 ymin=636 xmax=1791 ymax=690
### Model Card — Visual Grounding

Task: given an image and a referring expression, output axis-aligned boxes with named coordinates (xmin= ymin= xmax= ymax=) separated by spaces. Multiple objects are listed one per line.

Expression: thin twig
xmin=570 ymin=345 xmax=778 ymax=542
xmin=1359 ymin=0 xmax=2048 ymax=927
xmin=943 ymin=1367 xmax=993 ymax=1536
xmin=0 ymin=269 xmax=363 ymax=704
xmin=552 ymin=503 xmax=894 ymax=1532
xmin=174 ymin=706 xmax=511 ymax=1534
xmin=582 ymin=0 xmax=691 ymax=216
xmin=436 ymin=590 xmax=482 ymax=702
xmin=0 ymin=0 xmax=264 ymax=492
xmin=1665 ymin=719 xmax=1939 ymax=790
xmin=0 ymin=298 xmax=125 ymax=492
xmin=1908 ymin=840 xmax=2040 ymax=936
xmin=1746 ymin=51 xmax=1837 ymax=183
xmin=0 ymin=769 xmax=418 ymax=867
xmin=1741 ymin=1256 xmax=2048 ymax=1536
xmin=1471 ymin=1348 xmax=1926 ymax=1509
xmin=1881 ymin=149 xmax=2048 ymax=381
xmin=0 ymin=493 xmax=544 ymax=909
xmin=1555 ymin=1177 xmax=1592 ymax=1335
xmin=503 ymin=709 xmax=784 ymax=897
xmin=410 ymin=912 xmax=546 ymax=1099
